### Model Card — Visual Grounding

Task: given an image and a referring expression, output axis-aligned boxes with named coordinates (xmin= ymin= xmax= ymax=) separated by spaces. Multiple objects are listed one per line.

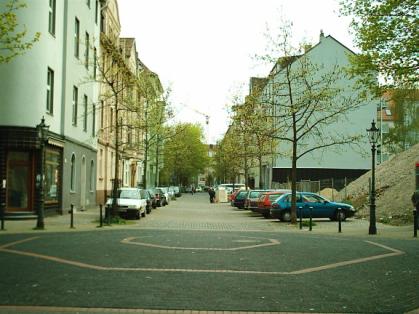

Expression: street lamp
xmin=36 ymin=117 xmax=49 ymax=229
xmin=367 ymin=120 xmax=379 ymax=235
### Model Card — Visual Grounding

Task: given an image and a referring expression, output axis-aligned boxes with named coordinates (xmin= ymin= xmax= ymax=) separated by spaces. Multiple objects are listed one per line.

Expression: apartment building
xmin=0 ymin=0 xmax=101 ymax=217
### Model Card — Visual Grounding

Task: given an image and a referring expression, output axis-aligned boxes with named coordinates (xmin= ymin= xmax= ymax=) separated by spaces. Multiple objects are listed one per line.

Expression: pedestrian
xmin=191 ymin=186 xmax=195 ymax=195
xmin=208 ymin=187 xmax=216 ymax=203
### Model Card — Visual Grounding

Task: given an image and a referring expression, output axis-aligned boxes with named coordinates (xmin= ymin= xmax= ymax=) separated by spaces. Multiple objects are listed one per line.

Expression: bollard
xmin=309 ymin=207 xmax=313 ymax=231
xmin=338 ymin=208 xmax=342 ymax=233
xmin=99 ymin=204 xmax=103 ymax=228
xmin=0 ymin=202 xmax=5 ymax=231
xmin=414 ymin=210 xmax=418 ymax=238
xmin=70 ymin=204 xmax=75 ymax=229
xmin=299 ymin=207 xmax=303 ymax=230
xmin=106 ymin=206 xmax=111 ymax=225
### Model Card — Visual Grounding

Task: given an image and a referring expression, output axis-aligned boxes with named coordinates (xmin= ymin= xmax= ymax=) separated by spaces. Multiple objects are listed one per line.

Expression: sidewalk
xmin=0 ymin=202 xmax=416 ymax=240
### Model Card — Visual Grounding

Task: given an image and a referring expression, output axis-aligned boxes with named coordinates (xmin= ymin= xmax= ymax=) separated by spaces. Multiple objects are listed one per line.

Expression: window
xmin=100 ymin=100 xmax=104 ymax=128
xmin=48 ymin=0 xmax=56 ymax=35
xmin=70 ymin=154 xmax=76 ymax=191
xmin=92 ymin=103 xmax=96 ymax=137
xmin=83 ymin=95 xmax=88 ymax=132
xmin=93 ymin=47 xmax=97 ymax=78
xmin=72 ymin=86 xmax=78 ymax=125
xmin=45 ymin=149 xmax=60 ymax=204
xmin=110 ymin=107 xmax=114 ymax=132
xmin=46 ymin=68 xmax=54 ymax=114
xmin=99 ymin=149 xmax=103 ymax=178
xmin=90 ymin=160 xmax=94 ymax=192
xmin=85 ymin=32 xmax=89 ymax=69
xmin=95 ymin=0 xmax=99 ymax=24
xmin=74 ymin=18 xmax=80 ymax=58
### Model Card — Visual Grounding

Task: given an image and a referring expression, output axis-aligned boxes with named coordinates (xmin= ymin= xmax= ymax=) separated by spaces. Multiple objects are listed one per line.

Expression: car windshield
xmin=249 ymin=191 xmax=261 ymax=198
xmin=268 ymin=193 xmax=284 ymax=201
xmin=118 ymin=190 xmax=138 ymax=199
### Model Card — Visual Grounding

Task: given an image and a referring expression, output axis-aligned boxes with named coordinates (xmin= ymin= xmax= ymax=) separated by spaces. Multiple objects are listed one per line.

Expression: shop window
xmin=45 ymin=149 xmax=61 ymax=204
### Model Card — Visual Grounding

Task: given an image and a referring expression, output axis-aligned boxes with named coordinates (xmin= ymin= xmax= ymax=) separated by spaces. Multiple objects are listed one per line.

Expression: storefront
xmin=0 ymin=126 xmax=63 ymax=215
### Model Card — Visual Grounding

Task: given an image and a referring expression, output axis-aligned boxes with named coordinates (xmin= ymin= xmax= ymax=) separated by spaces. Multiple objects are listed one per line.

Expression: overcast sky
xmin=118 ymin=0 xmax=355 ymax=144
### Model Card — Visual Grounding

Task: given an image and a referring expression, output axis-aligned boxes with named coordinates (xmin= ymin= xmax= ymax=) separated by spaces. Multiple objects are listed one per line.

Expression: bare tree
xmin=259 ymin=22 xmax=365 ymax=223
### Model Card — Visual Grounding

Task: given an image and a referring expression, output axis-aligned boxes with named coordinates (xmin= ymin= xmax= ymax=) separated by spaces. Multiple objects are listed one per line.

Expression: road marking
xmin=0 ymin=238 xmax=405 ymax=275
xmin=121 ymin=236 xmax=280 ymax=251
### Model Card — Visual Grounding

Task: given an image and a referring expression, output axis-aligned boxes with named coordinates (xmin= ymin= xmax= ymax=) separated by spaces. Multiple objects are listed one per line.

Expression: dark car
xmin=140 ymin=189 xmax=155 ymax=214
xmin=270 ymin=192 xmax=356 ymax=222
xmin=233 ymin=190 xmax=249 ymax=209
xmin=146 ymin=189 xmax=157 ymax=209
xmin=255 ymin=190 xmax=290 ymax=218
xmin=152 ymin=188 xmax=167 ymax=207
xmin=245 ymin=190 xmax=271 ymax=211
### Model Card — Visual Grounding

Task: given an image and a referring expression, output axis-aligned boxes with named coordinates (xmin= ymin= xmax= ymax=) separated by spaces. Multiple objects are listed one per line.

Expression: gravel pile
xmin=338 ymin=143 xmax=419 ymax=225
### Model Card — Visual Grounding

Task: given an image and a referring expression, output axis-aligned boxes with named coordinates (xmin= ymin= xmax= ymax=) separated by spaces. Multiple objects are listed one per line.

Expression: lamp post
xmin=36 ymin=117 xmax=49 ymax=229
xmin=367 ymin=120 xmax=379 ymax=235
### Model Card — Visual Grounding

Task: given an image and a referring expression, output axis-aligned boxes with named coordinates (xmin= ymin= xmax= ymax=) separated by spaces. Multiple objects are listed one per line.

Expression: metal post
xmin=414 ymin=210 xmax=418 ymax=238
xmin=70 ymin=204 xmax=74 ymax=229
xmin=106 ymin=206 xmax=111 ymax=225
xmin=309 ymin=207 xmax=313 ymax=231
xmin=99 ymin=204 xmax=103 ymax=227
xmin=36 ymin=141 xmax=45 ymax=229
xmin=369 ymin=143 xmax=377 ymax=235
xmin=338 ymin=208 xmax=342 ymax=233
xmin=299 ymin=207 xmax=302 ymax=229
xmin=1 ymin=202 xmax=5 ymax=231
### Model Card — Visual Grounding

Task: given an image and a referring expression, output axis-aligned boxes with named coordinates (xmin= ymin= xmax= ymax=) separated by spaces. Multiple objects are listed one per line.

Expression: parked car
xmin=146 ymin=189 xmax=157 ymax=209
xmin=233 ymin=190 xmax=249 ymax=209
xmin=152 ymin=188 xmax=167 ymax=207
xmin=229 ymin=189 xmax=240 ymax=205
xmin=172 ymin=186 xmax=181 ymax=197
xmin=270 ymin=192 xmax=356 ymax=222
xmin=140 ymin=189 xmax=154 ymax=214
xmin=244 ymin=190 xmax=272 ymax=211
xmin=156 ymin=187 xmax=170 ymax=205
xmin=256 ymin=190 xmax=290 ymax=218
xmin=105 ymin=188 xmax=147 ymax=219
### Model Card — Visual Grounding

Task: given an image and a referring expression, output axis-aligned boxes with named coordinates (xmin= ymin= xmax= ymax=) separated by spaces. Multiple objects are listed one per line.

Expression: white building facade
xmin=0 ymin=0 xmax=101 ymax=215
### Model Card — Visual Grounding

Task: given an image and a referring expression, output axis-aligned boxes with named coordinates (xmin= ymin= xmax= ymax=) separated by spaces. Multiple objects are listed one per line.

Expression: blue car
xmin=270 ymin=192 xmax=356 ymax=222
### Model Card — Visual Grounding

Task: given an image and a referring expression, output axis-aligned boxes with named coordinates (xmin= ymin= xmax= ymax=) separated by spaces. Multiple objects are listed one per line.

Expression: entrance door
xmin=80 ymin=156 xmax=86 ymax=210
xmin=6 ymin=151 xmax=33 ymax=212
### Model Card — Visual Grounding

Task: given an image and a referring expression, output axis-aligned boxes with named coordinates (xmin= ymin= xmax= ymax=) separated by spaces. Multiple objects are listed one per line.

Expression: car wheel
xmin=281 ymin=211 xmax=291 ymax=222
xmin=141 ymin=211 xmax=146 ymax=217
xmin=335 ymin=210 xmax=346 ymax=221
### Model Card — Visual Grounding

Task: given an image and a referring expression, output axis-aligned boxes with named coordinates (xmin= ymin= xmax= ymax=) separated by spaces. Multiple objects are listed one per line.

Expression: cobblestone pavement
xmin=0 ymin=193 xmax=418 ymax=314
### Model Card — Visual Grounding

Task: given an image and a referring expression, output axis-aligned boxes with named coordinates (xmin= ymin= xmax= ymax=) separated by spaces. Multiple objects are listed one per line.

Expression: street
xmin=0 ymin=193 xmax=418 ymax=313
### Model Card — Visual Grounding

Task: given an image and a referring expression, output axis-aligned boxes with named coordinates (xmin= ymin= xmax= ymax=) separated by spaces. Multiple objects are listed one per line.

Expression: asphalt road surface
xmin=0 ymin=193 xmax=418 ymax=313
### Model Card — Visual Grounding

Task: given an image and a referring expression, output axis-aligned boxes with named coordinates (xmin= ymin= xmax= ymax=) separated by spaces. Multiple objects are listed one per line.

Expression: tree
xmin=257 ymin=22 xmax=365 ymax=224
xmin=97 ymin=35 xmax=136 ymax=216
xmin=160 ymin=123 xmax=209 ymax=187
xmin=384 ymin=89 xmax=419 ymax=152
xmin=340 ymin=0 xmax=418 ymax=90
xmin=131 ymin=67 xmax=167 ymax=188
xmin=0 ymin=0 xmax=40 ymax=63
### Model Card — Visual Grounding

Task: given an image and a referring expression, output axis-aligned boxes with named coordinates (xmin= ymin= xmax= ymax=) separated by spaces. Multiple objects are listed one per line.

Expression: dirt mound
xmin=338 ymin=143 xmax=419 ymax=225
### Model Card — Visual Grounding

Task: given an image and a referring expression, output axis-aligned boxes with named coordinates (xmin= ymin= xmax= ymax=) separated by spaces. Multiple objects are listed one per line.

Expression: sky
xmin=118 ymin=0 xmax=355 ymax=144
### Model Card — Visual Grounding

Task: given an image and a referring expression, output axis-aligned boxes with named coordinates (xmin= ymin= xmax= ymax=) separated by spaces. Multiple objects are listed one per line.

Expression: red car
xmin=256 ymin=190 xmax=290 ymax=218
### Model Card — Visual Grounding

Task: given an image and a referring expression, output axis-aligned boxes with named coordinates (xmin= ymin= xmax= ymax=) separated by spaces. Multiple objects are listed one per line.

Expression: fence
xmin=272 ymin=177 xmax=354 ymax=201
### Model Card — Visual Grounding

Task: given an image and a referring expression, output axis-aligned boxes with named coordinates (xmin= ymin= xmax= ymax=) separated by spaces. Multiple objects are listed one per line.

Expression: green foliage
xmin=341 ymin=0 xmax=418 ymax=90
xmin=160 ymin=123 xmax=209 ymax=186
xmin=0 ymin=0 xmax=40 ymax=63
xmin=384 ymin=90 xmax=419 ymax=152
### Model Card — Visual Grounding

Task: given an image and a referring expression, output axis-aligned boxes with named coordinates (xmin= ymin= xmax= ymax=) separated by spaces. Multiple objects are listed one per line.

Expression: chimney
xmin=320 ymin=30 xmax=325 ymax=42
